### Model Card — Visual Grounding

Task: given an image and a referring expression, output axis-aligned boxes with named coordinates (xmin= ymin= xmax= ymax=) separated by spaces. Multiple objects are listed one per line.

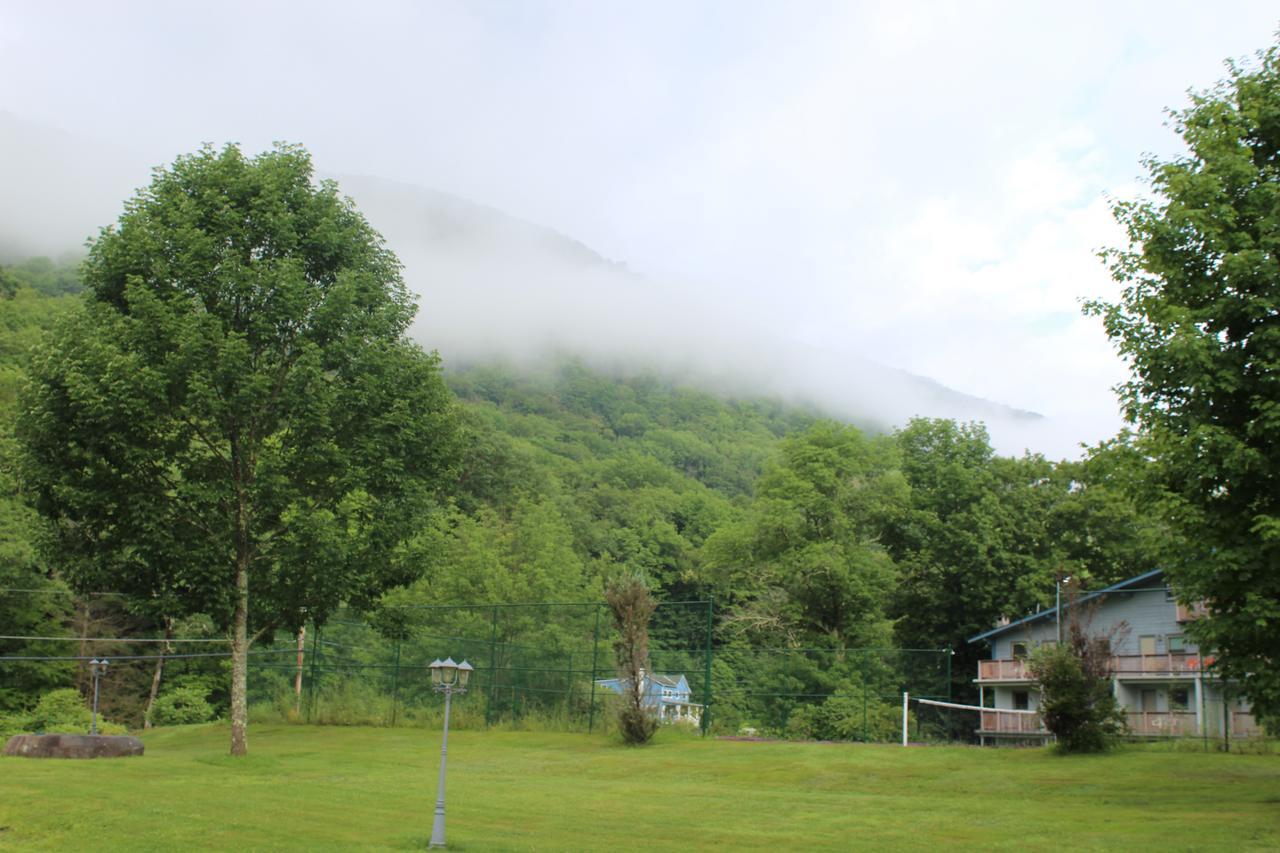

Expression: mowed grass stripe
xmin=1 ymin=724 xmax=1276 ymax=850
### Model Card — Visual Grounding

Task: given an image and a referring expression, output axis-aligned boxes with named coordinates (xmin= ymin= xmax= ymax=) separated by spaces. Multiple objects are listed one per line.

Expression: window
xmin=1011 ymin=641 xmax=1030 ymax=659
xmin=1013 ymin=691 xmax=1030 ymax=711
xmin=1168 ymin=635 xmax=1186 ymax=654
xmin=1139 ymin=635 xmax=1157 ymax=656
xmin=1141 ymin=689 xmax=1158 ymax=712
xmin=1170 ymin=687 xmax=1190 ymax=711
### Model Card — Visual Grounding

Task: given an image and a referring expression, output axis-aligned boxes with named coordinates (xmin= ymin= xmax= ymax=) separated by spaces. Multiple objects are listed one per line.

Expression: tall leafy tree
xmin=886 ymin=419 xmax=1059 ymax=704
xmin=1088 ymin=39 xmax=1280 ymax=728
xmin=703 ymin=422 xmax=904 ymax=649
xmin=18 ymin=144 xmax=459 ymax=754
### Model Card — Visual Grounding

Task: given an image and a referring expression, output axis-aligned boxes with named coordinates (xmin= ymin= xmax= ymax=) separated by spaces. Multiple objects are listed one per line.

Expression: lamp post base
xmin=429 ymin=804 xmax=446 ymax=848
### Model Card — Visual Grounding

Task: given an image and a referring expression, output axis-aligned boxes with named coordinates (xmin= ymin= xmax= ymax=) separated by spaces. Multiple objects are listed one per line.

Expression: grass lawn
xmin=1 ymin=724 xmax=1277 ymax=851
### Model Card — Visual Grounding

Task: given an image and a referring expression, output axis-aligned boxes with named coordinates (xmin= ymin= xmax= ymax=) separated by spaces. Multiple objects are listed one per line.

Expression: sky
xmin=2 ymin=1 xmax=1278 ymax=458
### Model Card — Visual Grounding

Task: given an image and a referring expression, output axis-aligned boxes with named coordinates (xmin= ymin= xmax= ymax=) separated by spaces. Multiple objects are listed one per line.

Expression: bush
xmin=1030 ymin=630 xmax=1126 ymax=753
xmin=149 ymin=687 xmax=214 ymax=726
xmin=28 ymin=688 xmax=93 ymax=732
xmin=784 ymin=690 xmax=902 ymax=742
xmin=2 ymin=688 xmax=127 ymax=736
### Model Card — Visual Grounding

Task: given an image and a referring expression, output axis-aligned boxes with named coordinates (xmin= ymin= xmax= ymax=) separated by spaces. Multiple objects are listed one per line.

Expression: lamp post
xmin=429 ymin=657 xmax=473 ymax=849
xmin=88 ymin=658 xmax=109 ymax=735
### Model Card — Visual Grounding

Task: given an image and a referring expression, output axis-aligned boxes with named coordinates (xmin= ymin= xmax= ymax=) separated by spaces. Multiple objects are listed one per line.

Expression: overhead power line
xmin=0 ymin=635 xmax=226 ymax=644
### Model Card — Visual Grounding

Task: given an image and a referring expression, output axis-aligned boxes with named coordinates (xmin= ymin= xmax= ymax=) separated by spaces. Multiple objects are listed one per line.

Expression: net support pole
xmin=902 ymin=691 xmax=909 ymax=747
xmin=588 ymin=603 xmax=601 ymax=734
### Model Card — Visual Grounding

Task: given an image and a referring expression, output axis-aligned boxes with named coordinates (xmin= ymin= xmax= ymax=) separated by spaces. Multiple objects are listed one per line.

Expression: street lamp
xmin=428 ymin=657 xmax=473 ymax=849
xmin=88 ymin=658 xmax=109 ymax=735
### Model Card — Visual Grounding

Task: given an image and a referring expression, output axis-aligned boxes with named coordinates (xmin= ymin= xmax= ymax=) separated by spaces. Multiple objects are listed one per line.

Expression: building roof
xmin=966 ymin=569 xmax=1166 ymax=645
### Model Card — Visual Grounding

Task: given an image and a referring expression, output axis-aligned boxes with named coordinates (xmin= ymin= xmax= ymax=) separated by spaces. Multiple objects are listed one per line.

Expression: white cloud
xmin=2 ymin=0 xmax=1277 ymax=458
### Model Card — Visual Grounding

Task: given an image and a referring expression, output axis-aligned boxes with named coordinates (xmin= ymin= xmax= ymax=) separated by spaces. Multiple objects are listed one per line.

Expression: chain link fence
xmin=2 ymin=594 xmax=950 ymax=742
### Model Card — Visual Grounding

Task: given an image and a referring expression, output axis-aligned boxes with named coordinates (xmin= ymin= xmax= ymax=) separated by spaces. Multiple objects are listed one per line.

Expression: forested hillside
xmin=0 ymin=257 xmax=1180 ymax=726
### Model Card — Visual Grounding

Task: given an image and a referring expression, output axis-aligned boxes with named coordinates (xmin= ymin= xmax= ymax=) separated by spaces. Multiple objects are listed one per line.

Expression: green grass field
xmin=1 ymin=724 xmax=1277 ymax=850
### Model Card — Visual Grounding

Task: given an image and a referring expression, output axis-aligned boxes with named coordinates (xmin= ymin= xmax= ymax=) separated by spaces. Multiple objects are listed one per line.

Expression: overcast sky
xmin=3 ymin=2 xmax=1278 ymax=457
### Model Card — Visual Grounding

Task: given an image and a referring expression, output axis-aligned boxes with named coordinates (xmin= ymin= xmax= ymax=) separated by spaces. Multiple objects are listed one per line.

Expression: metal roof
xmin=966 ymin=568 xmax=1166 ymax=645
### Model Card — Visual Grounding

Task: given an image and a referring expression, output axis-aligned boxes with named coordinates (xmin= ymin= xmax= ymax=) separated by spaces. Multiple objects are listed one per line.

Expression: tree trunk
xmin=143 ymin=617 xmax=174 ymax=729
xmin=230 ymin=553 xmax=250 ymax=756
xmin=294 ymin=626 xmax=306 ymax=714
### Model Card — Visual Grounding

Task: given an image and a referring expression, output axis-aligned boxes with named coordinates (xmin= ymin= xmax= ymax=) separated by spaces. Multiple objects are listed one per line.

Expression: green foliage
xmin=16 ymin=144 xmax=462 ymax=754
xmin=0 ymin=687 xmax=127 ymax=737
xmin=1087 ymin=38 xmax=1280 ymax=727
xmin=884 ymin=418 xmax=1161 ymax=709
xmin=783 ymin=686 xmax=902 ymax=742
xmin=149 ymin=686 xmax=215 ymax=726
xmin=1029 ymin=624 xmax=1126 ymax=753
xmin=703 ymin=422 xmax=901 ymax=649
xmin=0 ymin=256 xmax=84 ymax=298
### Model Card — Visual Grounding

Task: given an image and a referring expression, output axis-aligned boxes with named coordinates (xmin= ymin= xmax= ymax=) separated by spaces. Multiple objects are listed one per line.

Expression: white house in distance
xmin=595 ymin=670 xmax=702 ymax=726
xmin=968 ymin=569 xmax=1262 ymax=746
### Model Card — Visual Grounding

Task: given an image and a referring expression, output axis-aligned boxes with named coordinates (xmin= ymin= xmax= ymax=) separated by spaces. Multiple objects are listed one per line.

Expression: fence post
xmin=862 ymin=656 xmax=868 ymax=742
xmin=390 ymin=639 xmax=401 ymax=727
xmin=565 ymin=651 xmax=574 ymax=723
xmin=486 ymin=606 xmax=498 ymax=727
xmin=701 ymin=596 xmax=713 ymax=735
xmin=306 ymin=622 xmax=321 ymax=723
xmin=945 ymin=646 xmax=953 ymax=737
xmin=588 ymin=603 xmax=601 ymax=733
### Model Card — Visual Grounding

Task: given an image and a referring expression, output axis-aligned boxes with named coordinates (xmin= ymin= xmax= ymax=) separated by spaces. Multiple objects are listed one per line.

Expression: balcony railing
xmin=979 ymin=653 xmax=1214 ymax=681
xmin=1231 ymin=711 xmax=1263 ymax=738
xmin=978 ymin=709 xmax=1045 ymax=734
xmin=977 ymin=659 xmax=1032 ymax=681
xmin=1126 ymin=711 xmax=1197 ymax=736
xmin=1111 ymin=653 xmax=1211 ymax=676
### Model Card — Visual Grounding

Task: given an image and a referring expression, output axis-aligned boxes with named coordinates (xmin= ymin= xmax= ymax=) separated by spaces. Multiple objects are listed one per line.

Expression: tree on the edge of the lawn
xmin=1088 ymin=38 xmax=1280 ymax=730
xmin=17 ymin=143 xmax=461 ymax=755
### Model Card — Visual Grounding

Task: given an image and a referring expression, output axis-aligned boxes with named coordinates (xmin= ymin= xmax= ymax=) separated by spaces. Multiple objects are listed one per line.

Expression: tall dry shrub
xmin=605 ymin=574 xmax=658 ymax=745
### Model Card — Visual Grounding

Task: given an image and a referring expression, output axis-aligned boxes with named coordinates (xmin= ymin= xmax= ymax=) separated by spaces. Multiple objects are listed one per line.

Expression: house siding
xmin=972 ymin=571 xmax=1255 ymax=743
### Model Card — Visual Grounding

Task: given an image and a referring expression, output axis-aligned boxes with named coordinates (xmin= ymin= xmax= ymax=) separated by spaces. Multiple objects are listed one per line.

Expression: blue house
xmin=595 ymin=669 xmax=702 ymax=725
xmin=968 ymin=569 xmax=1260 ymax=745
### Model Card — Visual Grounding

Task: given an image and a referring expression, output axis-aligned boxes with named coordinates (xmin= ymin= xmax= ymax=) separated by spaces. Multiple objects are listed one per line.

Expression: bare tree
xmin=605 ymin=573 xmax=659 ymax=745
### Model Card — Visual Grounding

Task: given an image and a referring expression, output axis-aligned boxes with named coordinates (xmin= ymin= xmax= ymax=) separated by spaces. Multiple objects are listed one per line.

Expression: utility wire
xmin=0 ymin=649 xmax=297 ymax=662
xmin=0 ymin=635 xmax=226 ymax=644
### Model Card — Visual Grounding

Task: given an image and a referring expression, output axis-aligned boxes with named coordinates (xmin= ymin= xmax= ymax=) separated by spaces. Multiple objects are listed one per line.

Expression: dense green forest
xmin=0 ymin=256 xmax=1179 ymax=733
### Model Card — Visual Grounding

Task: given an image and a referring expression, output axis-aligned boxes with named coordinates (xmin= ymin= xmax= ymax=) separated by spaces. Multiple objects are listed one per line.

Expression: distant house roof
xmin=967 ymin=569 xmax=1166 ymax=645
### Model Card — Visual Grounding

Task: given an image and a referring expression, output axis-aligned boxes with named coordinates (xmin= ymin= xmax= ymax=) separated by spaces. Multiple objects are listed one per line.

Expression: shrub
xmin=149 ymin=687 xmax=215 ymax=726
xmin=784 ymin=690 xmax=903 ymax=742
xmin=28 ymin=688 xmax=93 ymax=732
xmin=1029 ymin=624 xmax=1127 ymax=753
xmin=5 ymin=688 xmax=127 ymax=736
xmin=605 ymin=573 xmax=659 ymax=746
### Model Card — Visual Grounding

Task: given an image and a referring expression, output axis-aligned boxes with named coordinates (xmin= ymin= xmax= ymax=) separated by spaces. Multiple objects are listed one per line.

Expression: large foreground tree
xmin=18 ymin=144 xmax=459 ymax=754
xmin=1089 ymin=39 xmax=1280 ymax=728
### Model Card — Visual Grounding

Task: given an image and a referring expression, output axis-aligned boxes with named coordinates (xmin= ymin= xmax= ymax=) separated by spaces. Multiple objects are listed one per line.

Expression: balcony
xmin=1232 ymin=711 xmax=1264 ymax=738
xmin=1126 ymin=711 xmax=1197 ymax=736
xmin=979 ymin=653 xmax=1213 ymax=682
xmin=978 ymin=709 xmax=1046 ymax=734
xmin=1176 ymin=601 xmax=1208 ymax=622
xmin=1111 ymin=653 xmax=1210 ymax=677
xmin=977 ymin=659 xmax=1033 ymax=681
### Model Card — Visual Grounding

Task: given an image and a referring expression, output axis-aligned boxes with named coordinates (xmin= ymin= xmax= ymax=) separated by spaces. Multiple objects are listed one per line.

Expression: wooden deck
xmin=978 ymin=653 xmax=1213 ymax=682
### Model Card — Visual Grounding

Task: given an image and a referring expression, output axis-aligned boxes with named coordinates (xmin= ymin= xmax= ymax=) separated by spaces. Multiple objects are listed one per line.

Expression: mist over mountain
xmin=335 ymin=177 xmax=1053 ymax=451
xmin=1 ymin=115 xmax=1073 ymax=457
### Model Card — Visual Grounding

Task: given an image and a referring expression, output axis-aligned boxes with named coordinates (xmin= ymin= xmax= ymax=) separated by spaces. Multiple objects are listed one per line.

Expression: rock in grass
xmin=3 ymin=734 xmax=144 ymax=759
